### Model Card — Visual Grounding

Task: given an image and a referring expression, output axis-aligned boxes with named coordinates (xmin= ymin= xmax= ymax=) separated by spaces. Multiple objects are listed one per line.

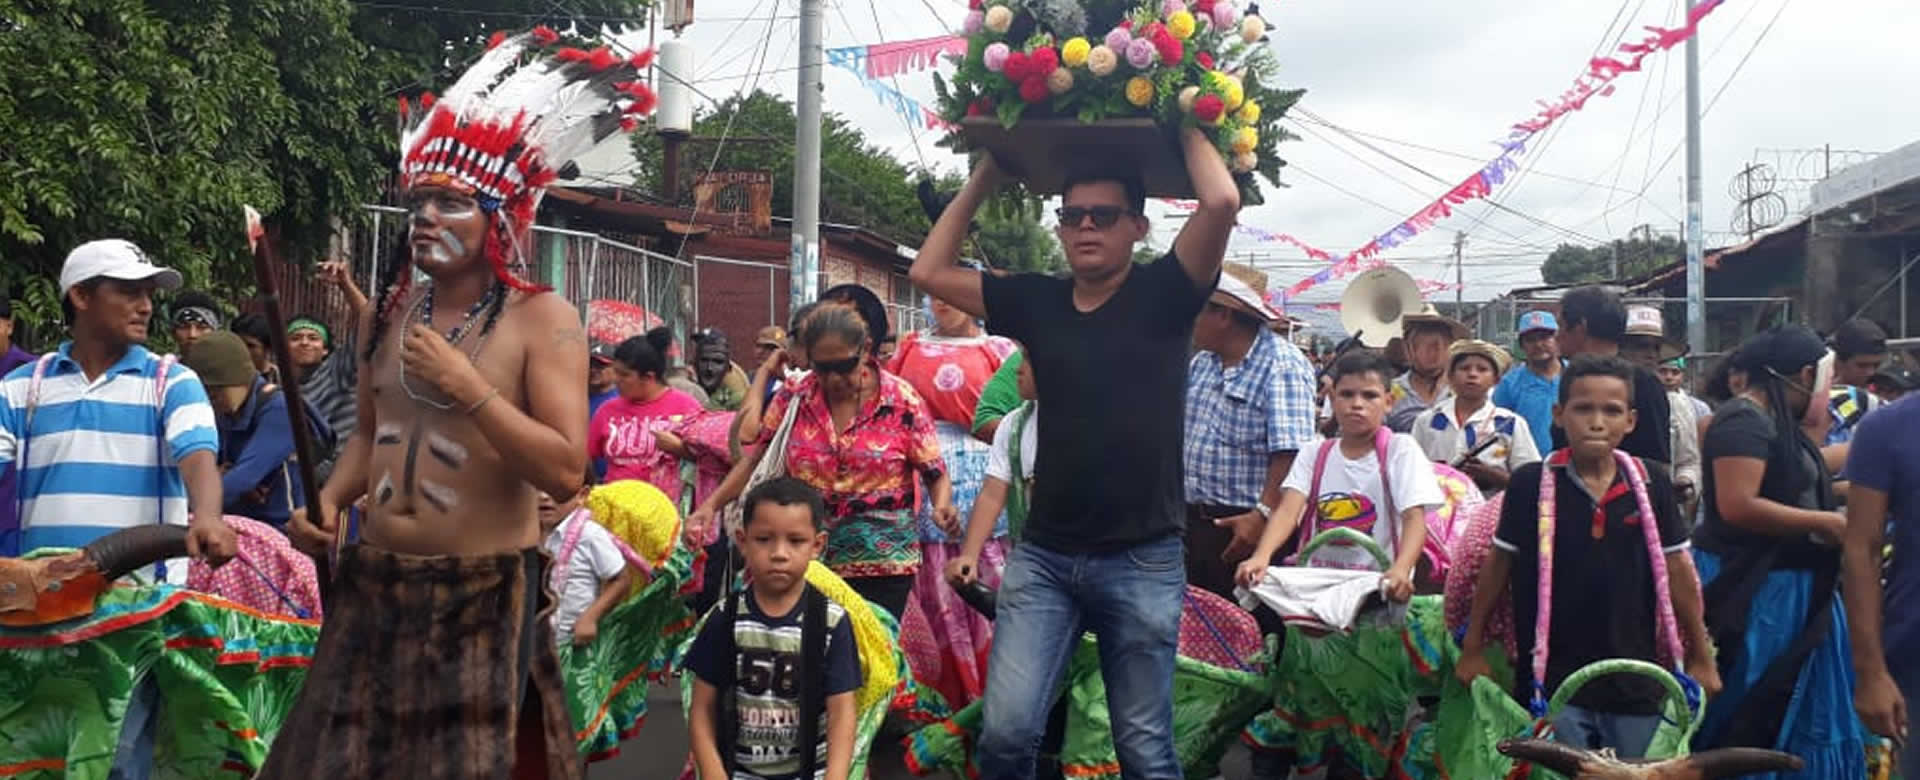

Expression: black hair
xmin=1830 ymin=319 xmax=1888 ymax=360
xmin=820 ymin=284 xmax=890 ymax=356
xmin=1557 ymin=354 xmax=1638 ymax=405
xmin=288 ymin=312 xmax=333 ymax=349
xmin=363 ymin=238 xmax=508 ymax=363
xmin=801 ymin=304 xmax=870 ymax=357
xmin=742 ymin=476 xmax=828 ymax=531
xmin=788 ymin=300 xmax=820 ymax=336
xmin=1329 ymin=349 xmax=1395 ymax=392
xmin=1728 ymin=325 xmax=1832 ymax=505
xmin=1558 ymin=285 xmax=1628 ymax=343
xmin=613 ymin=329 xmax=672 ymax=378
xmin=0 ymin=295 xmax=12 ymax=320
xmin=169 ymin=291 xmax=225 ymax=323
xmin=230 ymin=312 xmax=274 ymax=346
xmin=1061 ymin=165 xmax=1148 ymax=215
xmin=60 ymin=279 xmax=100 ymax=327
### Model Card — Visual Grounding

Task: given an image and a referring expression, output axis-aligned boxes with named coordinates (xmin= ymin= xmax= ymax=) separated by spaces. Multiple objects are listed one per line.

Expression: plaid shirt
xmin=1183 ymin=329 xmax=1319 ymax=506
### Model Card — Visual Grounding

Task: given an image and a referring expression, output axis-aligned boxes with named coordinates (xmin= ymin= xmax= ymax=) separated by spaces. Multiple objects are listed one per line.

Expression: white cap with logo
xmin=59 ymin=240 xmax=183 ymax=297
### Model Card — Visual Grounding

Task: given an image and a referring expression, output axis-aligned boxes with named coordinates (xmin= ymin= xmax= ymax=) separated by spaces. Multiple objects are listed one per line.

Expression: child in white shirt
xmin=538 ymin=487 xmax=634 ymax=647
xmin=1413 ymin=339 xmax=1541 ymax=493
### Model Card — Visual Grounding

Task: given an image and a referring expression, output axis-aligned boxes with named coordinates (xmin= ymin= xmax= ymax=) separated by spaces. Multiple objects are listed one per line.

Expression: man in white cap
xmin=1183 ymin=265 xmax=1317 ymax=605
xmin=0 ymin=239 xmax=237 ymax=778
xmin=1620 ymin=304 xmax=1700 ymax=510
xmin=0 ymin=239 xmax=237 ymax=565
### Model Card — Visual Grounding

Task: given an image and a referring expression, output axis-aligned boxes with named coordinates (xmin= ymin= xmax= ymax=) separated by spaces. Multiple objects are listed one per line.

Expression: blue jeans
xmin=1551 ymin=704 xmax=1661 ymax=759
xmin=110 ymin=676 xmax=159 ymax=780
xmin=976 ymin=534 xmax=1186 ymax=780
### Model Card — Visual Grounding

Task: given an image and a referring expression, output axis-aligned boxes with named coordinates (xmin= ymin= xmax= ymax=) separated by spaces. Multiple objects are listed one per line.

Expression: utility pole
xmin=1453 ymin=231 xmax=1465 ymax=312
xmin=1683 ymin=0 xmax=1707 ymax=356
xmin=791 ymin=0 xmax=825 ymax=311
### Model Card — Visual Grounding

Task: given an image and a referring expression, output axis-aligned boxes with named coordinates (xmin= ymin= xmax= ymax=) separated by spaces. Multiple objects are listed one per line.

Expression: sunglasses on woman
xmin=1055 ymin=205 xmax=1132 ymax=230
xmin=812 ymin=356 xmax=862 ymax=376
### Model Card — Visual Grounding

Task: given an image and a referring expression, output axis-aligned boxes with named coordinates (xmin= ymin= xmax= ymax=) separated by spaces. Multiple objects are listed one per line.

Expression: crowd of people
xmin=1 ymin=33 xmax=1917 ymax=780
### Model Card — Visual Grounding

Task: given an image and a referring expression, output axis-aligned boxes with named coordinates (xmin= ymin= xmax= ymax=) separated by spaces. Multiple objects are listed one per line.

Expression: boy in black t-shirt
xmin=687 ymin=478 xmax=861 ymax=780
xmin=1458 ymin=356 xmax=1718 ymax=759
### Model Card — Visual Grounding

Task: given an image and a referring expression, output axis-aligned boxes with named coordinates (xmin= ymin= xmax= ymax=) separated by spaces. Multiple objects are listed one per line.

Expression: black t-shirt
xmin=1496 ymin=458 xmax=1690 ymax=715
xmin=980 ymin=252 xmax=1213 ymax=551
xmin=1551 ymin=362 xmax=1672 ymax=464
xmin=1696 ymin=398 xmax=1826 ymax=550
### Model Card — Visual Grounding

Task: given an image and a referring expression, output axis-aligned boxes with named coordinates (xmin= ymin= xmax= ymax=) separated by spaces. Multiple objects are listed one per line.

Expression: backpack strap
xmin=796 ymin=585 xmax=829 ymax=778
xmin=1299 ymin=438 xmax=1340 ymax=548
xmin=1374 ymin=426 xmax=1399 ymax=555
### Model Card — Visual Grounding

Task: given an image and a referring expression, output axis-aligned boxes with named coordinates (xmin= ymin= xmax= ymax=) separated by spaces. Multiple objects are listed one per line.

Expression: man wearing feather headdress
xmin=264 ymin=27 xmax=657 ymax=779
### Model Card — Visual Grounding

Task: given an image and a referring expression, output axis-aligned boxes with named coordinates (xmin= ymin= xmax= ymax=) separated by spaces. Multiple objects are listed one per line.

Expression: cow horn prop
xmin=83 ymin=525 xmax=191 ymax=582
xmin=1497 ymin=738 xmax=1805 ymax=779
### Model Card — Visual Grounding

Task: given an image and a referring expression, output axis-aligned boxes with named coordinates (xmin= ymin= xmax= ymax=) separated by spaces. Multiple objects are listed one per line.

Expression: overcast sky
xmin=629 ymin=0 xmax=1919 ymax=309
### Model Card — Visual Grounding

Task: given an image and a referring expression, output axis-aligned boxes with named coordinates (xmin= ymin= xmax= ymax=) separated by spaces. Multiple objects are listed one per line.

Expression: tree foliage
xmin=0 ymin=0 xmax=649 ymax=345
xmin=973 ymin=194 xmax=1064 ymax=274
xmin=1541 ymin=234 xmax=1685 ymax=285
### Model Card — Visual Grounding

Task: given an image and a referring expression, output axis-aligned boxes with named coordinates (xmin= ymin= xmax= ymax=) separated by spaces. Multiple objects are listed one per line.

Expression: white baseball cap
xmin=59 ymin=240 xmax=183 ymax=296
xmin=1209 ymin=271 xmax=1282 ymax=322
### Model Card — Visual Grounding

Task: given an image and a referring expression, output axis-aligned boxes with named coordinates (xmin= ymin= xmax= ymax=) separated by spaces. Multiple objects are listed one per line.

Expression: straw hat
xmin=1448 ymin=338 xmax=1513 ymax=375
xmin=1211 ymin=262 xmax=1282 ymax=323
xmin=1402 ymin=305 xmax=1471 ymax=341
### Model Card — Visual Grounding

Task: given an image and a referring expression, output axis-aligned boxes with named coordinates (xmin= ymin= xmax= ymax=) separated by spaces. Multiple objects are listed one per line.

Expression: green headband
xmin=287 ymin=318 xmax=331 ymax=347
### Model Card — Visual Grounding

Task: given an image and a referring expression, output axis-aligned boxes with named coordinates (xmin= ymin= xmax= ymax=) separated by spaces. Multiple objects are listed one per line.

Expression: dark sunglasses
xmin=1055 ymin=206 xmax=1133 ymax=229
xmin=813 ymin=356 xmax=862 ymax=376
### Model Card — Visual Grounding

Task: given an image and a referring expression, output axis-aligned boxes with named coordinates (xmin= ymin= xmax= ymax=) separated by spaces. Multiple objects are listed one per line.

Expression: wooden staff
xmin=243 ymin=207 xmax=331 ymax=567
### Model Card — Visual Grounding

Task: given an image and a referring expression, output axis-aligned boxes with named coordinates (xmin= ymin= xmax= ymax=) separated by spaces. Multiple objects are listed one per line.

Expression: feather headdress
xmin=397 ymin=27 xmax=657 ymax=274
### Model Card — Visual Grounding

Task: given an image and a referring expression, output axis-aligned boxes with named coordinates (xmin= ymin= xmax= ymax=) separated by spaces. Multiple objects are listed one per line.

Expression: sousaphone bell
xmin=1339 ymin=266 xmax=1424 ymax=349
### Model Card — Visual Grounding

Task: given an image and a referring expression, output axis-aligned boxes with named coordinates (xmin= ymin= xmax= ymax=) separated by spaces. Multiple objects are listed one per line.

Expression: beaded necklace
xmin=1530 ymin=449 xmax=1685 ymax=716
xmin=399 ymin=283 xmax=499 ymax=410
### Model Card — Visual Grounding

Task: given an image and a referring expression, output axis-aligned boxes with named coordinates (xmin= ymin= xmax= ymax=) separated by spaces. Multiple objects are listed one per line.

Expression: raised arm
xmin=291 ymin=308 xmax=375 ymax=555
xmin=1171 ymin=126 xmax=1241 ymax=287
xmin=908 ymin=158 xmax=999 ymax=319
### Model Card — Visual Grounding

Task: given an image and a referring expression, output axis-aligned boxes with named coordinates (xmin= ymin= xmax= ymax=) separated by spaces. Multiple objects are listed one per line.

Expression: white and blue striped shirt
xmin=0 ymin=343 xmax=218 ymax=575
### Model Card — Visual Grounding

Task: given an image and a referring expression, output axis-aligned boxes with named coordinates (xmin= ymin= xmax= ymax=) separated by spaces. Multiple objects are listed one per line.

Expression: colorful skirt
xmin=916 ymin=422 xmax=1001 ymax=543
xmin=1691 ymin=548 xmax=1867 ymax=779
xmin=256 ymin=545 xmax=582 ymax=780
xmin=902 ymin=538 xmax=1010 ymax=708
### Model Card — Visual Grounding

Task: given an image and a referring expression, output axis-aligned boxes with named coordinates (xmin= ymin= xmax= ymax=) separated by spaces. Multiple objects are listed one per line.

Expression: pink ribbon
xmin=865 ymin=35 xmax=967 ymax=79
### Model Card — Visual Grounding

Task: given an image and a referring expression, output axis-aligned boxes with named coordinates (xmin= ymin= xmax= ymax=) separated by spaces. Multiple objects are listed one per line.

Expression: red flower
xmin=530 ymin=25 xmax=560 ymax=46
xmin=1030 ymin=46 xmax=1059 ymax=73
xmin=1019 ymin=75 xmax=1049 ymax=103
xmin=1193 ymin=0 xmax=1216 ymax=14
xmin=967 ymin=99 xmax=994 ymax=116
xmin=970 ymin=0 xmax=982 ymax=7
xmin=1197 ymin=52 xmax=1215 ymax=69
xmin=1155 ymin=36 xmax=1183 ymax=65
xmin=1194 ymin=94 xmax=1225 ymax=122
xmin=1120 ymin=19 xmax=1133 ymax=29
xmin=1004 ymin=51 xmax=1032 ymax=82
xmin=1145 ymin=22 xmax=1167 ymax=40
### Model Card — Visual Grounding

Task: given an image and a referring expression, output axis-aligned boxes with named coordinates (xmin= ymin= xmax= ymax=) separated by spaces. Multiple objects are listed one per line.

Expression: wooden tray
xmin=959 ymin=117 xmax=1194 ymax=198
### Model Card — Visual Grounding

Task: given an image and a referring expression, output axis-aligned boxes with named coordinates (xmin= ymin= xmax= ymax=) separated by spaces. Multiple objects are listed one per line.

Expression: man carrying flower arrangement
xmin=911 ymin=140 xmax=1240 ymax=780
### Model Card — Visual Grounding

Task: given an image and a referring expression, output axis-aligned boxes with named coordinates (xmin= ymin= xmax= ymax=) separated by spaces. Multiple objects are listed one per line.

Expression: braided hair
xmin=365 ymin=210 xmax=520 ymax=363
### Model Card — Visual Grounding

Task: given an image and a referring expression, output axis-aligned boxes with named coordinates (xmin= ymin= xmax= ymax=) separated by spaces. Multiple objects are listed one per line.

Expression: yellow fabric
xmin=586 ymin=481 xmax=681 ymax=572
xmin=803 ymin=560 xmax=898 ymax=713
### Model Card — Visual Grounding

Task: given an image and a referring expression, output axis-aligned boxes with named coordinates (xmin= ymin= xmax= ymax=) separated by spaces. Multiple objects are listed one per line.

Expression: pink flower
xmin=1125 ymin=37 xmax=1157 ymax=69
xmin=983 ymin=41 xmax=1011 ymax=72
xmin=1162 ymin=0 xmax=1187 ymax=17
xmin=1197 ymin=52 xmax=1215 ymax=69
xmin=964 ymin=10 xmax=985 ymax=34
xmin=1104 ymin=27 xmax=1131 ymax=52
xmin=1212 ymin=2 xmax=1239 ymax=29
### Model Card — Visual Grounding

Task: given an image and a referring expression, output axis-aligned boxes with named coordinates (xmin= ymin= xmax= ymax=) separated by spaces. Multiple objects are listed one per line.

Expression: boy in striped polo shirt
xmin=0 ymin=239 xmax=237 ymax=575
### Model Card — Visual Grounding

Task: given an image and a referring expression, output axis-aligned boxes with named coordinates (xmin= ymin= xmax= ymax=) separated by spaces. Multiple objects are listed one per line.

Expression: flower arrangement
xmin=935 ymin=0 xmax=1303 ymax=204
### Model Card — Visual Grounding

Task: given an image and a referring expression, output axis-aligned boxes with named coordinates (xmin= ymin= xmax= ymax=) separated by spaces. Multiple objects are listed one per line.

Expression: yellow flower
xmin=1125 ymin=76 xmax=1154 ymax=107
xmin=1237 ymin=101 xmax=1261 ymax=123
xmin=1233 ymin=126 xmax=1259 ymax=153
xmin=1061 ymin=37 xmax=1091 ymax=68
xmin=1220 ymin=74 xmax=1245 ymax=111
xmin=1167 ymin=10 xmax=1196 ymax=40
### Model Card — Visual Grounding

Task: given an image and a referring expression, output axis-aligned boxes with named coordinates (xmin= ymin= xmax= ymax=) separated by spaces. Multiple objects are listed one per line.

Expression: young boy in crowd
xmin=687 ymin=477 xmax=860 ymax=780
xmin=1413 ymin=339 xmax=1540 ymax=493
xmin=948 ymin=348 xmax=1037 ymax=588
xmin=537 ymin=484 xmax=633 ymax=648
xmin=1237 ymin=349 xmax=1442 ymax=601
xmin=1457 ymin=355 xmax=1718 ymax=758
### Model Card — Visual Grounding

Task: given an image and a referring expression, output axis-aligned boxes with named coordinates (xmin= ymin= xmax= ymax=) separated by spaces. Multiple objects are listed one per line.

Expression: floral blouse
xmin=759 ymin=370 xmax=946 ymax=577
